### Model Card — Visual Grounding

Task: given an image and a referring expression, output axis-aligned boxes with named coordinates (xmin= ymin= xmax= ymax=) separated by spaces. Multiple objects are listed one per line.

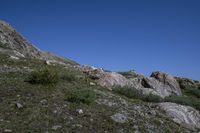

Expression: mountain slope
xmin=0 ymin=20 xmax=78 ymax=66
xmin=0 ymin=20 xmax=200 ymax=133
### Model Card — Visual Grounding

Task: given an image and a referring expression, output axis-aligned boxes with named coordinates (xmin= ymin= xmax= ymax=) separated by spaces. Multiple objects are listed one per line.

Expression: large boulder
xmin=98 ymin=72 xmax=133 ymax=89
xmin=158 ymin=102 xmax=200 ymax=130
xmin=81 ymin=65 xmax=135 ymax=89
xmin=142 ymin=71 xmax=182 ymax=97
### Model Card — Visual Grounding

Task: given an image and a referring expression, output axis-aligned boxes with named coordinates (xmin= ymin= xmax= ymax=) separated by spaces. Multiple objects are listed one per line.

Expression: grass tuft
xmin=67 ymin=89 xmax=96 ymax=105
xmin=113 ymin=86 xmax=163 ymax=103
xmin=27 ymin=67 xmax=59 ymax=85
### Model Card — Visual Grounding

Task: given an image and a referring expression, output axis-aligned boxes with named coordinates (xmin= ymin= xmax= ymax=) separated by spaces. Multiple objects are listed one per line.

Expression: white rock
xmin=4 ymin=129 xmax=12 ymax=132
xmin=52 ymin=125 xmax=62 ymax=130
xmin=10 ymin=55 xmax=19 ymax=60
xmin=76 ymin=109 xmax=83 ymax=114
xmin=13 ymin=50 xmax=25 ymax=58
xmin=111 ymin=113 xmax=127 ymax=123
xmin=16 ymin=103 xmax=23 ymax=109
xmin=159 ymin=102 xmax=200 ymax=130
xmin=90 ymin=82 xmax=96 ymax=86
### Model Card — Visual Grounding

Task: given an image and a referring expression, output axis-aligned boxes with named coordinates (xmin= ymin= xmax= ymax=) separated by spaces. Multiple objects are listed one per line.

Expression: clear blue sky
xmin=1 ymin=0 xmax=200 ymax=80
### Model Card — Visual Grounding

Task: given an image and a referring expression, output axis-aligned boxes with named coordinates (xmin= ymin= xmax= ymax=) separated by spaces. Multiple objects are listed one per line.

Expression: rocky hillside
xmin=0 ymin=20 xmax=78 ymax=66
xmin=0 ymin=20 xmax=200 ymax=133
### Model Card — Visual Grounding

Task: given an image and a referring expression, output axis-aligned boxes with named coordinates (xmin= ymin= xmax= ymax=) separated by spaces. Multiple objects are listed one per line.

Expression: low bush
xmin=113 ymin=86 xmax=163 ymax=103
xmin=164 ymin=96 xmax=200 ymax=111
xmin=60 ymin=70 xmax=76 ymax=82
xmin=28 ymin=67 xmax=59 ymax=85
xmin=183 ymin=86 xmax=200 ymax=98
xmin=182 ymin=85 xmax=200 ymax=98
xmin=67 ymin=89 xmax=96 ymax=105
xmin=144 ymin=93 xmax=163 ymax=103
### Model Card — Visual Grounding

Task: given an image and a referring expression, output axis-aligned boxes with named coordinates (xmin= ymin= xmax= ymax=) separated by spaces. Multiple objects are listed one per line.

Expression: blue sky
xmin=1 ymin=0 xmax=200 ymax=80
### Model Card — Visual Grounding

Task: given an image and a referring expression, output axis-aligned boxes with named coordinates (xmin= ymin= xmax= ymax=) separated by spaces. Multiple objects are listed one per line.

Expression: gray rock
xmin=40 ymin=99 xmax=48 ymax=105
xmin=10 ymin=55 xmax=19 ymax=60
xmin=52 ymin=125 xmax=62 ymax=130
xmin=98 ymin=72 xmax=133 ymax=89
xmin=76 ymin=109 xmax=83 ymax=114
xmin=111 ymin=113 xmax=128 ymax=123
xmin=4 ymin=129 xmax=12 ymax=132
xmin=16 ymin=103 xmax=23 ymax=109
xmin=89 ymin=82 xmax=96 ymax=86
xmin=158 ymin=102 xmax=200 ymax=130
xmin=142 ymin=71 xmax=182 ymax=97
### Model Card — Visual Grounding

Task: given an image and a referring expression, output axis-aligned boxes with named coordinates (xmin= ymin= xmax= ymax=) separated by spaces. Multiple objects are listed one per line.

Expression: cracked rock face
xmin=158 ymin=102 xmax=200 ymax=130
xmin=82 ymin=67 xmax=182 ymax=98
xmin=98 ymin=72 xmax=134 ymax=89
xmin=142 ymin=72 xmax=182 ymax=98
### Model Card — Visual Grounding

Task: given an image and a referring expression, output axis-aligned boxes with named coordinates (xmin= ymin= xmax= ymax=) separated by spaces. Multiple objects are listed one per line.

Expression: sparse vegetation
xmin=0 ymin=20 xmax=192 ymax=133
xmin=113 ymin=86 xmax=163 ymax=103
xmin=67 ymin=89 xmax=96 ymax=105
xmin=182 ymin=85 xmax=200 ymax=98
xmin=60 ymin=70 xmax=76 ymax=82
xmin=28 ymin=67 xmax=59 ymax=85
xmin=164 ymin=96 xmax=200 ymax=111
xmin=118 ymin=70 xmax=137 ymax=79
xmin=0 ymin=42 xmax=10 ymax=49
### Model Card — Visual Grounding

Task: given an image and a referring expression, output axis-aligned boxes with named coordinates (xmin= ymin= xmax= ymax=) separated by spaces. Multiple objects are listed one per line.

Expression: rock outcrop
xmin=81 ymin=66 xmax=182 ymax=98
xmin=142 ymin=72 xmax=182 ymax=98
xmin=158 ymin=102 xmax=200 ymax=130
xmin=81 ymin=65 xmax=134 ymax=89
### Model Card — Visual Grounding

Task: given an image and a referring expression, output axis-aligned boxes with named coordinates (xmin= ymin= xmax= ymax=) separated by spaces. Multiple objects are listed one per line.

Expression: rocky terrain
xmin=0 ymin=20 xmax=200 ymax=133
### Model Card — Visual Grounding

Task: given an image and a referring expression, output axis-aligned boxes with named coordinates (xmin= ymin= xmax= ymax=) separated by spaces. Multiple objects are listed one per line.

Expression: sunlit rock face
xmin=142 ymin=71 xmax=182 ymax=98
xmin=159 ymin=102 xmax=200 ymax=130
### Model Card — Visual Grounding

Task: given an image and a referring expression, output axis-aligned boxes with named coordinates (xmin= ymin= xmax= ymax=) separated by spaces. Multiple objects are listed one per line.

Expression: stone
xmin=52 ymin=125 xmax=62 ymax=130
xmin=10 ymin=55 xmax=19 ymax=60
xmin=98 ymin=72 xmax=133 ymax=89
xmin=111 ymin=113 xmax=127 ymax=123
xmin=142 ymin=71 xmax=182 ymax=97
xmin=72 ymin=124 xmax=83 ymax=128
xmin=158 ymin=102 xmax=200 ymax=130
xmin=16 ymin=103 xmax=23 ymax=109
xmin=4 ymin=129 xmax=12 ymax=132
xmin=89 ymin=82 xmax=96 ymax=86
xmin=40 ymin=99 xmax=48 ymax=105
xmin=76 ymin=109 xmax=83 ymax=114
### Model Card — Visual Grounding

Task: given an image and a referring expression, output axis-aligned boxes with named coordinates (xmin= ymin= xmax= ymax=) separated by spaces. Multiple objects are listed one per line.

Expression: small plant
xmin=28 ymin=67 xmax=59 ymax=85
xmin=67 ymin=89 xmax=96 ymax=105
xmin=60 ymin=70 xmax=76 ymax=82
xmin=144 ymin=93 xmax=163 ymax=102
xmin=183 ymin=86 xmax=200 ymax=98
xmin=113 ymin=86 xmax=143 ymax=99
xmin=113 ymin=86 xmax=163 ymax=103
xmin=118 ymin=70 xmax=137 ymax=79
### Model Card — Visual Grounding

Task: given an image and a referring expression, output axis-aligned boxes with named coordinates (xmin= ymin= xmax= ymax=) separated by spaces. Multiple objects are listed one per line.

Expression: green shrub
xmin=67 ymin=89 xmax=96 ymax=105
xmin=113 ymin=86 xmax=142 ymax=99
xmin=60 ymin=70 xmax=76 ymax=82
xmin=113 ymin=86 xmax=163 ymax=103
xmin=144 ymin=94 xmax=163 ymax=102
xmin=28 ymin=67 xmax=59 ymax=85
xmin=164 ymin=96 xmax=200 ymax=111
xmin=183 ymin=86 xmax=200 ymax=98
xmin=118 ymin=70 xmax=136 ymax=79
